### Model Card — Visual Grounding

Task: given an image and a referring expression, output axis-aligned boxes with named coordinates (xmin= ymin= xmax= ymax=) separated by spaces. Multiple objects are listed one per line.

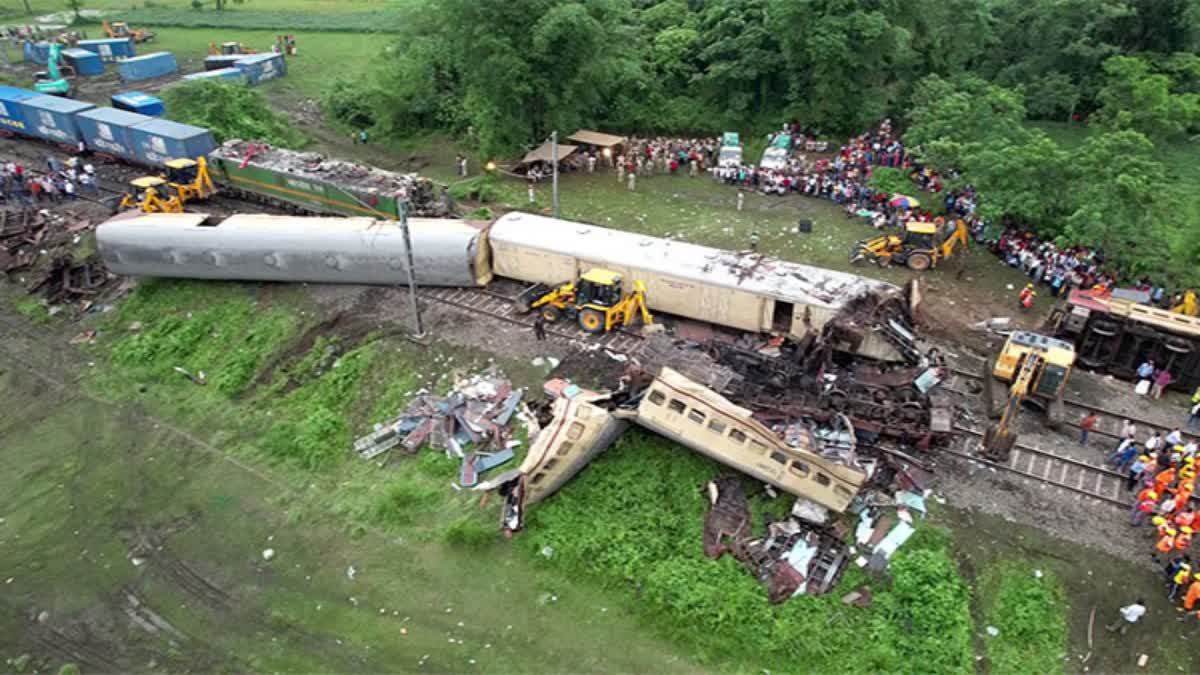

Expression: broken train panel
xmin=96 ymin=212 xmax=491 ymax=287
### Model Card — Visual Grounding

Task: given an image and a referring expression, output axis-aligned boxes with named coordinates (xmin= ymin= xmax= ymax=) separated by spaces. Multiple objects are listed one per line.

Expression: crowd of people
xmin=0 ymin=156 xmax=97 ymax=206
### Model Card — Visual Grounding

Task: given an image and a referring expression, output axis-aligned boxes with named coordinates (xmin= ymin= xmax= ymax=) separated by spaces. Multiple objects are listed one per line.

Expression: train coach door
xmin=772 ymin=300 xmax=794 ymax=333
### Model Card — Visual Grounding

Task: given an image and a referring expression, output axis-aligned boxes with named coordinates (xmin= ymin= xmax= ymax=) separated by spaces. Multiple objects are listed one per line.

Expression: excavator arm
xmin=981 ymin=353 xmax=1043 ymax=462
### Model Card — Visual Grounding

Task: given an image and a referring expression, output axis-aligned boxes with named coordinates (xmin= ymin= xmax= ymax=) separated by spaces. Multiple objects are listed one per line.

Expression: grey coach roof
xmin=488 ymin=212 xmax=895 ymax=309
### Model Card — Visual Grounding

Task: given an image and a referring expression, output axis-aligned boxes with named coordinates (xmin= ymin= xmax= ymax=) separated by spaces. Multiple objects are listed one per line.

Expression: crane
xmin=33 ymin=43 xmax=74 ymax=97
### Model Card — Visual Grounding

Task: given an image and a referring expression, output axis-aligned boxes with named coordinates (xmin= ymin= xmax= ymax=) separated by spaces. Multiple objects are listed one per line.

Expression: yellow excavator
xmin=516 ymin=268 xmax=653 ymax=334
xmin=850 ymin=219 xmax=969 ymax=271
xmin=103 ymin=20 xmax=156 ymax=43
xmin=120 ymin=157 xmax=216 ymax=214
xmin=980 ymin=331 xmax=1077 ymax=462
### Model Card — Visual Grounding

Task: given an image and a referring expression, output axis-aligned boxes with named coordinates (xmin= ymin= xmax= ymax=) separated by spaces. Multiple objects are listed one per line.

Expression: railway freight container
xmin=75 ymin=107 xmax=154 ymax=161
xmin=62 ymin=48 xmax=104 ymax=76
xmin=182 ymin=67 xmax=246 ymax=84
xmin=128 ymin=118 xmax=216 ymax=166
xmin=97 ymin=212 xmax=493 ymax=287
xmin=21 ymin=41 xmax=51 ymax=65
xmin=204 ymin=55 xmax=242 ymax=71
xmin=234 ymin=52 xmax=286 ymax=85
xmin=0 ymin=86 xmax=37 ymax=134
xmin=112 ymin=92 xmax=164 ymax=117
xmin=118 ymin=52 xmax=178 ymax=82
xmin=18 ymin=95 xmax=94 ymax=145
xmin=76 ymin=38 xmax=136 ymax=63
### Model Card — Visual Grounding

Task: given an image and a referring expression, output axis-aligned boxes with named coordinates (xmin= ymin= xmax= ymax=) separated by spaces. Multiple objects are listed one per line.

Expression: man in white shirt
xmin=1105 ymin=599 xmax=1146 ymax=635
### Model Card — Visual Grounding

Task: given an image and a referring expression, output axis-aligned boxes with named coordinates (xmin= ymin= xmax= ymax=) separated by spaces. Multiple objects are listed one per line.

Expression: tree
xmin=694 ymin=0 xmax=784 ymax=118
xmin=961 ymin=130 xmax=1070 ymax=225
xmin=1095 ymin=55 xmax=1200 ymax=141
xmin=903 ymin=75 xmax=1028 ymax=169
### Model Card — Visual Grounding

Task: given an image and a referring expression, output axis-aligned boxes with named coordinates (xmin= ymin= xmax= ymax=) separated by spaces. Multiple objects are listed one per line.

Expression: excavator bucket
xmin=515 ymin=283 xmax=553 ymax=313
xmin=981 ymin=423 xmax=1017 ymax=463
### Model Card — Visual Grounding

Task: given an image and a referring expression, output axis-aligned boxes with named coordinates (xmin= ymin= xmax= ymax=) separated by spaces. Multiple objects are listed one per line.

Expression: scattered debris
xmin=346 ymin=565 xmax=357 ymax=580
xmin=172 ymin=366 xmax=207 ymax=386
xmin=262 ymin=548 xmax=275 ymax=562
xmin=986 ymin=625 xmax=1000 ymax=637
xmin=354 ymin=367 xmax=524 ymax=462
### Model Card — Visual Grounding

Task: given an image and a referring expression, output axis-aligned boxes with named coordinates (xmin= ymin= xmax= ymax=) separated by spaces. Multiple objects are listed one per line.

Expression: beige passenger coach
xmin=488 ymin=212 xmax=903 ymax=361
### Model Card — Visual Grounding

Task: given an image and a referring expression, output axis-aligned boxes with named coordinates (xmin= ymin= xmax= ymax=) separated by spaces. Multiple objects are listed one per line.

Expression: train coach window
xmin=815 ymin=473 xmax=831 ymax=487
xmin=769 ymin=450 xmax=788 ymax=464
xmin=555 ymin=441 xmax=575 ymax=457
xmin=567 ymin=422 xmax=584 ymax=441
xmin=708 ymin=419 xmax=727 ymax=434
xmin=531 ymin=472 xmax=545 ymax=485
xmin=729 ymin=429 xmax=747 ymax=444
xmin=668 ymin=399 xmax=687 ymax=414
xmin=688 ymin=409 xmax=706 ymax=424
xmin=545 ymin=459 xmax=559 ymax=471
xmin=648 ymin=390 xmax=666 ymax=406
xmin=835 ymin=486 xmax=853 ymax=499
xmin=789 ymin=461 xmax=810 ymax=477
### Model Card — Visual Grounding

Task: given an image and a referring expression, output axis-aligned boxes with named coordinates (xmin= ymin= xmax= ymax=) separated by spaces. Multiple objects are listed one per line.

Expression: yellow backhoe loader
xmin=120 ymin=157 xmax=216 ymax=214
xmin=515 ymin=268 xmax=653 ymax=334
xmin=103 ymin=20 xmax=156 ymax=43
xmin=980 ymin=331 xmax=1076 ymax=462
xmin=850 ymin=219 xmax=969 ymax=271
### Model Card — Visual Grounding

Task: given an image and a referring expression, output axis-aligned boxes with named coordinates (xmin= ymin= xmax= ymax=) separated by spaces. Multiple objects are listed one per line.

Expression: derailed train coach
xmin=97 ymin=212 xmax=493 ymax=287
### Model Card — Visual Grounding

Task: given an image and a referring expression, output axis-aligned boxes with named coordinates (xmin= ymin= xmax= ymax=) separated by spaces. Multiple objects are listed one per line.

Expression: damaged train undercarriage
xmin=480 ymin=282 xmax=948 ymax=603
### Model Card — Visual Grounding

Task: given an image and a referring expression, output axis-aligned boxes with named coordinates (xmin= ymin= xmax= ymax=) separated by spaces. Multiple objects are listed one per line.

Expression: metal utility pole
xmin=551 ymin=130 xmax=560 ymax=218
xmin=398 ymin=200 xmax=425 ymax=338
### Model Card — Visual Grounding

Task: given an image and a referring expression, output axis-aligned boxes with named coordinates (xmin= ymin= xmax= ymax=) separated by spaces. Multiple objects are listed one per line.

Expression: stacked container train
xmin=0 ymin=84 xmax=448 ymax=217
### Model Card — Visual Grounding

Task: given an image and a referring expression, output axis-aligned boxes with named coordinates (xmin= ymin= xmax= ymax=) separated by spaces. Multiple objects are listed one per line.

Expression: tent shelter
xmin=567 ymin=130 xmax=626 ymax=148
xmin=521 ymin=141 xmax=578 ymax=165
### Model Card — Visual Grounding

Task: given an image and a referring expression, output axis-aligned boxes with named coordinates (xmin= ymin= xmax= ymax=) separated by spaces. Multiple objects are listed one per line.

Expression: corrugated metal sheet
xmin=62 ymin=48 xmax=104 ymax=76
xmin=76 ymin=107 xmax=154 ymax=160
xmin=22 ymin=41 xmax=52 ymax=65
xmin=111 ymin=92 xmax=165 ymax=117
xmin=76 ymin=38 xmax=136 ymax=62
xmin=128 ymin=118 xmax=216 ymax=165
xmin=204 ymin=55 xmax=243 ymax=71
xmin=0 ymin=86 xmax=37 ymax=136
xmin=117 ymin=52 xmax=178 ymax=82
xmin=18 ymin=95 xmax=94 ymax=145
xmin=235 ymin=52 xmax=287 ymax=85
xmin=97 ymin=213 xmax=487 ymax=287
xmin=182 ymin=67 xmax=246 ymax=84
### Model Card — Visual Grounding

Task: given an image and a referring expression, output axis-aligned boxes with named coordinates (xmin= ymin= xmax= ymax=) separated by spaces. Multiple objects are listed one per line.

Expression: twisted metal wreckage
xmin=479 ymin=280 xmax=949 ymax=602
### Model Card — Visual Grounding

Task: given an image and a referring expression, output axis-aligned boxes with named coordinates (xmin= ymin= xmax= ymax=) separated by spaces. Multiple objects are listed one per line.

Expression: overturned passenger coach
xmin=96 ymin=212 xmax=493 ymax=287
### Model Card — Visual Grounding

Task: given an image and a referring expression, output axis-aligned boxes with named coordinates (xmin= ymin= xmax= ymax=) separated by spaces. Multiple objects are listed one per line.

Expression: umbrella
xmin=889 ymin=194 xmax=920 ymax=209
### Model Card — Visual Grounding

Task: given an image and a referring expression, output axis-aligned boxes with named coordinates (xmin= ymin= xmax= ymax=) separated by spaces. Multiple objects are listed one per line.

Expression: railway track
xmin=420 ymin=285 xmax=646 ymax=355
xmin=945 ymin=426 xmax=1130 ymax=508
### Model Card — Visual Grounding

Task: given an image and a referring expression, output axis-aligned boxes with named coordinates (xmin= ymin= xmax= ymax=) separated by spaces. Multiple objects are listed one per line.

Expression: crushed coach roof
xmin=489 ymin=212 xmax=896 ymax=309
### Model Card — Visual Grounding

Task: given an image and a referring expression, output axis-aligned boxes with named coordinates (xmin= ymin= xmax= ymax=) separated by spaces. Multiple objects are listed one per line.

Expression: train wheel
xmin=541 ymin=306 xmax=561 ymax=323
xmin=1165 ymin=337 xmax=1193 ymax=355
xmin=906 ymin=252 xmax=932 ymax=271
xmin=579 ymin=309 xmax=606 ymax=333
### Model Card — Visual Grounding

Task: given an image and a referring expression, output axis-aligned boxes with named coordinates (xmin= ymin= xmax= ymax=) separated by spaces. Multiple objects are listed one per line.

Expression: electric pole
xmin=551 ymin=130 xmax=560 ymax=218
xmin=398 ymin=200 xmax=425 ymax=338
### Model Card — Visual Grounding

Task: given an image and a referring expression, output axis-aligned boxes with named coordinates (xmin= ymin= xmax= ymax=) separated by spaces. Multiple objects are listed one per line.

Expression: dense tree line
xmin=325 ymin=0 xmax=1200 ymax=284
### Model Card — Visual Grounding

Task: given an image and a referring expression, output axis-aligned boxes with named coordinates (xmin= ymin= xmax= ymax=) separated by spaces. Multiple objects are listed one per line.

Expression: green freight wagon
xmin=209 ymin=141 xmax=450 ymax=218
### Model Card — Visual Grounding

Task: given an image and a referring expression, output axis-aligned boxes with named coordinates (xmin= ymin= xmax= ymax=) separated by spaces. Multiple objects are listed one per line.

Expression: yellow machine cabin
xmin=516 ymin=267 xmax=653 ymax=333
xmin=102 ymin=20 xmax=156 ymax=43
xmin=981 ymin=331 xmax=1076 ymax=461
xmin=850 ymin=219 xmax=969 ymax=271
xmin=120 ymin=157 xmax=216 ymax=214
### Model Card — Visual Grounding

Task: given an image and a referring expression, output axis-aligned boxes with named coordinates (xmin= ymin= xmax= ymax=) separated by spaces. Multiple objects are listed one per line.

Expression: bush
xmin=369 ymin=479 xmax=438 ymax=526
xmin=448 ymin=175 xmax=501 ymax=204
xmin=867 ymin=166 xmax=915 ymax=197
xmin=442 ymin=516 xmax=496 ymax=549
xmin=161 ymin=80 xmax=307 ymax=146
xmin=876 ymin=549 xmax=974 ymax=673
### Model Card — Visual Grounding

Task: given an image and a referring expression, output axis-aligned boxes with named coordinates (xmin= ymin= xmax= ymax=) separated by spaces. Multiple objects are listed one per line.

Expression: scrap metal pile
xmin=352 ymin=368 xmax=523 ymax=487
xmin=1 ymin=207 xmax=109 ymax=306
xmin=213 ymin=140 xmax=451 ymax=217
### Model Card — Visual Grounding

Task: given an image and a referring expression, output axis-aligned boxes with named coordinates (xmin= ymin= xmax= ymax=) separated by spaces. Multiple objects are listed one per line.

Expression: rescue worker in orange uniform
xmin=1173 ymin=482 xmax=1195 ymax=517
xmin=1175 ymin=508 xmax=1196 ymax=530
xmin=1157 ymin=528 xmax=1178 ymax=558
xmin=1155 ymin=467 xmax=1178 ymax=496
xmin=1177 ymin=526 xmax=1194 ymax=552
xmin=1133 ymin=489 xmax=1159 ymax=526
xmin=1184 ymin=578 xmax=1200 ymax=613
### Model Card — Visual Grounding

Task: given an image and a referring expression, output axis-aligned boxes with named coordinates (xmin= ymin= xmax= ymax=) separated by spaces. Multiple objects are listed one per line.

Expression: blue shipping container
xmin=129 ymin=118 xmax=217 ymax=165
xmin=0 ymin=86 xmax=37 ymax=136
xmin=75 ymin=107 xmax=155 ymax=160
xmin=112 ymin=92 xmax=165 ymax=117
xmin=204 ymin=55 xmax=242 ymax=71
xmin=18 ymin=95 xmax=94 ymax=145
xmin=22 ymin=41 xmax=52 ymax=66
xmin=182 ymin=67 xmax=246 ymax=84
xmin=62 ymin=48 xmax=105 ymax=77
xmin=118 ymin=52 xmax=178 ymax=82
xmin=235 ymin=53 xmax=287 ymax=86
xmin=76 ymin=38 xmax=136 ymax=63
